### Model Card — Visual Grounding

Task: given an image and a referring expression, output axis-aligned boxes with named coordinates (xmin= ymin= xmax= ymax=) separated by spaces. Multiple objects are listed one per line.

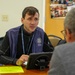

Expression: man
xmin=48 ymin=8 xmax=75 ymax=75
xmin=0 ymin=6 xmax=53 ymax=66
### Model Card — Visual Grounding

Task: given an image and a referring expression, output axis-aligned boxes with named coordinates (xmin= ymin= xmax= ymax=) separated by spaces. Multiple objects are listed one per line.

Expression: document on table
xmin=0 ymin=66 xmax=24 ymax=74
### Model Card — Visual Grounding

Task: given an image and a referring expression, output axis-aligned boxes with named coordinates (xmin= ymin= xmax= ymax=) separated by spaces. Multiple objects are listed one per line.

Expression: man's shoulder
xmin=55 ymin=42 xmax=75 ymax=55
xmin=7 ymin=26 xmax=21 ymax=32
xmin=56 ymin=42 xmax=75 ymax=49
xmin=36 ymin=27 xmax=44 ymax=30
xmin=36 ymin=27 xmax=44 ymax=33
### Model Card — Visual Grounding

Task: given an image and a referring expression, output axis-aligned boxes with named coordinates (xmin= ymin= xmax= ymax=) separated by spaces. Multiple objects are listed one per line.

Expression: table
xmin=0 ymin=66 xmax=48 ymax=75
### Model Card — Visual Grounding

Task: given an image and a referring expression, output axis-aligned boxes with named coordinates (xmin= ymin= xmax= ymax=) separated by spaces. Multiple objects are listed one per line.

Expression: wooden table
xmin=0 ymin=66 xmax=48 ymax=75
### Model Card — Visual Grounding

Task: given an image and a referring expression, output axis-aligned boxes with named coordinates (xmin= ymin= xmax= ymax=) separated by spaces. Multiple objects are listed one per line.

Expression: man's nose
xmin=31 ymin=20 xmax=35 ymax=24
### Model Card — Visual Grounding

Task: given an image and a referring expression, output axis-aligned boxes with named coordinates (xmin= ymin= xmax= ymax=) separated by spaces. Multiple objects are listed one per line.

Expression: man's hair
xmin=22 ymin=6 xmax=39 ymax=18
xmin=64 ymin=8 xmax=75 ymax=33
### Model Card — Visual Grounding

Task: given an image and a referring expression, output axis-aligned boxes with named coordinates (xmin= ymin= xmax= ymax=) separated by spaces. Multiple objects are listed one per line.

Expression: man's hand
xmin=16 ymin=54 xmax=29 ymax=65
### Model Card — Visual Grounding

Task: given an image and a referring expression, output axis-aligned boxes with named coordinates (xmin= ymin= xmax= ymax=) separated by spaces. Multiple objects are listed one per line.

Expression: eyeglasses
xmin=61 ymin=30 xmax=65 ymax=36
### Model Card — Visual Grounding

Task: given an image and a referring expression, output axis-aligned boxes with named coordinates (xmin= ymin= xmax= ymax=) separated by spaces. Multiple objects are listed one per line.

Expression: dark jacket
xmin=0 ymin=25 xmax=54 ymax=65
xmin=7 ymin=26 xmax=44 ymax=58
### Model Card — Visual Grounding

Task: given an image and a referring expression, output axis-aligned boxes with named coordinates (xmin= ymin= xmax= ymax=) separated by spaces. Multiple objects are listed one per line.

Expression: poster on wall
xmin=50 ymin=0 xmax=75 ymax=18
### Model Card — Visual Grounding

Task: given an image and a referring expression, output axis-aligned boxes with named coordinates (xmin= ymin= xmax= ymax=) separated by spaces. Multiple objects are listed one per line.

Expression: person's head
xmin=64 ymin=8 xmax=75 ymax=42
xmin=21 ymin=6 xmax=39 ymax=33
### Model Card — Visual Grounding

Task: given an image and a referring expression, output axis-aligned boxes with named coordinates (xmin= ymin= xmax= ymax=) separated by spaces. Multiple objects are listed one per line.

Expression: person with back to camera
xmin=48 ymin=8 xmax=75 ymax=75
xmin=0 ymin=6 xmax=54 ymax=66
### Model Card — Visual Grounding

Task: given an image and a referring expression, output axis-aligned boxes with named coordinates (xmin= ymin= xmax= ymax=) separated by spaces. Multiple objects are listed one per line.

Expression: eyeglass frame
xmin=61 ymin=30 xmax=65 ymax=36
xmin=61 ymin=29 xmax=72 ymax=37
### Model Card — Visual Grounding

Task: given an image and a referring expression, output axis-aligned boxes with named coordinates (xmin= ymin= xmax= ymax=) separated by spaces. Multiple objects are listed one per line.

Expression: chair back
xmin=48 ymin=35 xmax=62 ymax=47
xmin=0 ymin=37 xmax=4 ymax=46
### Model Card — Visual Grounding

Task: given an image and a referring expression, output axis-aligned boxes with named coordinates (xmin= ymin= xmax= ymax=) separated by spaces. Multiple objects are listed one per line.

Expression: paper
xmin=23 ymin=61 xmax=28 ymax=65
xmin=0 ymin=66 xmax=24 ymax=74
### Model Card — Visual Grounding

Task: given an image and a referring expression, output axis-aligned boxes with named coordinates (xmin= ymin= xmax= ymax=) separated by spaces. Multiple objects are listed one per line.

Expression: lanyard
xmin=21 ymin=27 xmax=34 ymax=54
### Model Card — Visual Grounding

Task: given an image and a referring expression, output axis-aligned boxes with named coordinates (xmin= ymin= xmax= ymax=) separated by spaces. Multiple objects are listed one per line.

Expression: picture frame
xmin=50 ymin=0 xmax=75 ymax=18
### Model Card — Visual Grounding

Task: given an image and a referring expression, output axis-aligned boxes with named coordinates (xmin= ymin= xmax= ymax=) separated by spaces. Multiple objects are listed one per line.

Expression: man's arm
xmin=0 ymin=33 xmax=17 ymax=65
xmin=0 ymin=33 xmax=29 ymax=66
xmin=0 ymin=33 xmax=10 ymax=55
xmin=48 ymin=47 xmax=66 ymax=75
xmin=43 ymin=32 xmax=54 ymax=52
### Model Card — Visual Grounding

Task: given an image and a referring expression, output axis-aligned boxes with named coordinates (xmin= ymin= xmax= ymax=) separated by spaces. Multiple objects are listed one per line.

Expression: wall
xmin=0 ymin=0 xmax=45 ymax=37
xmin=45 ymin=0 xmax=64 ymax=39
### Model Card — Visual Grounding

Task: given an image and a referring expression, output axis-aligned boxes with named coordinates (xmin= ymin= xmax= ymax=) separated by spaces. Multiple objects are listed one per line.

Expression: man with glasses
xmin=48 ymin=8 xmax=75 ymax=75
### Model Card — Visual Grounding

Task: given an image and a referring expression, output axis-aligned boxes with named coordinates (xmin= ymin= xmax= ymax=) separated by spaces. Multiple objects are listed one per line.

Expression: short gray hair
xmin=64 ymin=8 xmax=75 ymax=33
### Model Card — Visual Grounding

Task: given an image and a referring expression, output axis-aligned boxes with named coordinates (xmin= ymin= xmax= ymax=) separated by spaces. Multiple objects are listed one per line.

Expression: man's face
xmin=21 ymin=12 xmax=39 ymax=33
xmin=61 ymin=29 xmax=71 ymax=42
xmin=65 ymin=29 xmax=74 ymax=42
xmin=63 ymin=29 xmax=69 ymax=42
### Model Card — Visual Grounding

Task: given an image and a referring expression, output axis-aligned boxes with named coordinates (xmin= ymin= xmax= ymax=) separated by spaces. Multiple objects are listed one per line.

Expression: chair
xmin=0 ymin=37 xmax=4 ymax=46
xmin=48 ymin=35 xmax=62 ymax=47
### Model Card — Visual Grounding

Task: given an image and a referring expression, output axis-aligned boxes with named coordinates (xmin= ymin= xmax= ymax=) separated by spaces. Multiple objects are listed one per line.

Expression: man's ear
xmin=66 ymin=29 xmax=72 ymax=41
xmin=66 ymin=29 xmax=71 ymax=36
xmin=21 ymin=18 xmax=23 ymax=23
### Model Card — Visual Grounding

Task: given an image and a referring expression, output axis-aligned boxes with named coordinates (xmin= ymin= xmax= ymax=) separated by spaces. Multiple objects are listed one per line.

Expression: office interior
xmin=0 ymin=0 xmax=70 ymax=75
